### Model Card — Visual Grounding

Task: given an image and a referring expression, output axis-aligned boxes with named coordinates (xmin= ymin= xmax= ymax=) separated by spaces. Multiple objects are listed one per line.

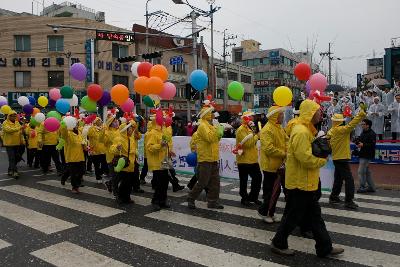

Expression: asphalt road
xmin=0 ymin=148 xmax=399 ymax=267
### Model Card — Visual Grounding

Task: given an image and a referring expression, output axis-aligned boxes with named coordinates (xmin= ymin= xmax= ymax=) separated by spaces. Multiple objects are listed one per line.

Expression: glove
xmin=114 ymin=157 xmax=126 ymax=172
xmin=56 ymin=138 xmax=65 ymax=151
xmin=217 ymin=125 xmax=224 ymax=138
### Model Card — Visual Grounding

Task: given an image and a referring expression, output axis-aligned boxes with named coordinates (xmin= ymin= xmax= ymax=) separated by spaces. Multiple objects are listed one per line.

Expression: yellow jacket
xmin=25 ymin=126 xmax=39 ymax=149
xmin=59 ymin=125 xmax=85 ymax=163
xmin=104 ymin=127 xmax=120 ymax=163
xmin=196 ymin=118 xmax=220 ymax=162
xmin=190 ymin=131 xmax=199 ymax=152
xmin=110 ymin=132 xmax=137 ymax=173
xmin=327 ymin=110 xmax=366 ymax=160
xmin=285 ymin=100 xmax=327 ymax=191
xmin=88 ymin=126 xmax=106 ymax=155
xmin=236 ymin=124 xmax=259 ymax=164
xmin=260 ymin=110 xmax=288 ymax=172
xmin=38 ymin=124 xmax=59 ymax=146
xmin=146 ymin=125 xmax=168 ymax=171
xmin=2 ymin=118 xmax=22 ymax=146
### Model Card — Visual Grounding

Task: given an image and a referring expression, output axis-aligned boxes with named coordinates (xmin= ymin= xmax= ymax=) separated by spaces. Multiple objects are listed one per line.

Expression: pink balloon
xmin=120 ymin=98 xmax=135 ymax=112
xmin=44 ymin=117 xmax=60 ymax=132
xmin=309 ymin=73 xmax=328 ymax=92
xmin=49 ymin=88 xmax=61 ymax=101
xmin=159 ymin=82 xmax=177 ymax=100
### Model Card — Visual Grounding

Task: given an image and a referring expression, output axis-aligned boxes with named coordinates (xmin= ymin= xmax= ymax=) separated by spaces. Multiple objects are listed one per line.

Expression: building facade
xmin=384 ymin=47 xmax=400 ymax=87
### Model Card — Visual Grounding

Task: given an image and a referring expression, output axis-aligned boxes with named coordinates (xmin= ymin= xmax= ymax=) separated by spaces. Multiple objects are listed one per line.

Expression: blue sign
xmin=357 ymin=73 xmax=362 ymax=87
xmin=269 ymin=50 xmax=280 ymax=59
xmin=350 ymin=143 xmax=400 ymax=164
xmin=170 ymin=55 xmax=184 ymax=65
xmin=85 ymin=39 xmax=93 ymax=83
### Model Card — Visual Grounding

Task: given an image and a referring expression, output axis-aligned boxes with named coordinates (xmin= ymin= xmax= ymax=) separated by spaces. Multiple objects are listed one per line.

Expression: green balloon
xmin=46 ymin=111 xmax=62 ymax=121
xmin=60 ymin=85 xmax=74 ymax=99
xmin=30 ymin=117 xmax=39 ymax=127
xmin=81 ymin=96 xmax=97 ymax=112
xmin=143 ymin=95 xmax=155 ymax=107
xmin=227 ymin=81 xmax=244 ymax=101
xmin=114 ymin=157 xmax=126 ymax=173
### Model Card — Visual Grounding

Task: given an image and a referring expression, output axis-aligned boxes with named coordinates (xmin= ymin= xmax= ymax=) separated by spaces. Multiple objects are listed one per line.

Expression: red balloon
xmin=137 ymin=62 xmax=153 ymax=77
xmin=294 ymin=62 xmax=312 ymax=81
xmin=87 ymin=84 xmax=103 ymax=101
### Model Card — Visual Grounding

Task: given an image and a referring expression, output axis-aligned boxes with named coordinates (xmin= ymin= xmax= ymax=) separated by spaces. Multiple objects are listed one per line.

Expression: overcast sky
xmin=3 ymin=0 xmax=400 ymax=86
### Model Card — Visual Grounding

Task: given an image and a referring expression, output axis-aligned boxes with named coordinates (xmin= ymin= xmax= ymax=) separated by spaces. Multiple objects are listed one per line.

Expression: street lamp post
xmin=145 ymin=0 xmax=151 ymax=54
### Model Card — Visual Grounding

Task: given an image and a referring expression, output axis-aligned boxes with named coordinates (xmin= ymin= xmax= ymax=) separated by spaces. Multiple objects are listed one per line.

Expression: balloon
xmin=110 ymin=84 xmax=129 ymax=105
xmin=186 ymin=152 xmax=197 ymax=167
xmin=30 ymin=117 xmax=39 ymax=127
xmin=309 ymin=73 xmax=328 ymax=92
xmin=114 ymin=157 xmax=126 ymax=173
xmin=87 ymin=84 xmax=103 ymax=101
xmin=137 ymin=62 xmax=153 ymax=77
xmin=159 ymin=82 xmax=176 ymax=100
xmin=305 ymin=80 xmax=311 ymax=95
xmin=49 ymin=98 xmax=56 ymax=108
xmin=121 ymin=98 xmax=135 ymax=112
xmin=23 ymin=104 xmax=34 ymax=114
xmin=28 ymin=96 xmax=36 ymax=106
xmin=133 ymin=76 xmax=148 ymax=95
xmin=273 ymin=86 xmax=293 ymax=107
xmin=131 ymin=62 xmax=141 ymax=77
xmin=294 ymin=62 xmax=312 ymax=81
xmin=189 ymin=70 xmax=208 ymax=91
xmin=146 ymin=76 xmax=164 ymax=95
xmin=49 ymin=88 xmax=61 ymax=101
xmin=34 ymin=112 xmax=45 ymax=123
xmin=67 ymin=94 xmax=79 ymax=107
xmin=32 ymin=108 xmax=40 ymax=116
xmin=149 ymin=64 xmax=169 ymax=81
xmin=60 ymin=85 xmax=74 ymax=99
xmin=227 ymin=81 xmax=244 ymax=100
xmin=47 ymin=111 xmax=62 ymax=121
xmin=55 ymin=99 xmax=70 ymax=114
xmin=81 ymin=96 xmax=97 ymax=112
xmin=98 ymin=91 xmax=111 ymax=106
xmin=70 ymin=63 xmax=87 ymax=81
xmin=0 ymin=96 xmax=7 ymax=107
xmin=38 ymin=96 xmax=48 ymax=107
xmin=44 ymin=117 xmax=60 ymax=132
xmin=18 ymin=96 xmax=29 ymax=106
xmin=143 ymin=95 xmax=155 ymax=107
xmin=63 ymin=116 xmax=77 ymax=130
xmin=0 ymin=105 xmax=11 ymax=114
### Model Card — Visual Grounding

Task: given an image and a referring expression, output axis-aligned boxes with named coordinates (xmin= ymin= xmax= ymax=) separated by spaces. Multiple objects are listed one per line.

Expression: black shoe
xmin=366 ymin=188 xmax=376 ymax=193
xmin=207 ymin=202 xmax=224 ymax=209
xmin=7 ymin=171 xmax=13 ymax=177
xmin=79 ymin=184 xmax=85 ymax=187
xmin=327 ymin=247 xmax=344 ymax=256
xmin=12 ymin=171 xmax=19 ymax=179
xmin=61 ymin=180 xmax=66 ymax=186
xmin=241 ymin=199 xmax=252 ymax=207
xmin=160 ymin=202 xmax=171 ymax=209
xmin=357 ymin=188 xmax=367 ymax=193
xmin=329 ymin=196 xmax=343 ymax=205
xmin=152 ymin=204 xmax=161 ymax=211
xmin=300 ymin=230 xmax=314 ymax=239
xmin=344 ymin=201 xmax=358 ymax=210
xmin=270 ymin=244 xmax=295 ymax=256
xmin=173 ymin=185 xmax=185 ymax=192
xmin=251 ymin=199 xmax=263 ymax=205
xmin=133 ymin=189 xmax=145 ymax=193
xmin=140 ymin=179 xmax=146 ymax=185
xmin=187 ymin=198 xmax=196 ymax=209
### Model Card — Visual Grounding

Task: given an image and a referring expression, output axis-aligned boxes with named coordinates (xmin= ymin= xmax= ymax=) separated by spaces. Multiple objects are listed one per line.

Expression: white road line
xmin=0 ymin=239 xmax=11 ymax=250
xmin=145 ymin=175 xmax=232 ymax=187
xmin=0 ymin=200 xmax=76 ymax=234
xmin=0 ymin=169 xmax=40 ymax=176
xmin=98 ymin=223 xmax=285 ymax=267
xmin=30 ymin=241 xmax=131 ymax=267
xmin=141 ymin=184 xmax=188 ymax=197
xmin=146 ymin=210 xmax=400 ymax=267
xmin=38 ymin=180 xmax=150 ymax=206
xmin=0 ymin=185 xmax=124 ymax=218
xmin=0 ymin=178 xmax=14 ymax=182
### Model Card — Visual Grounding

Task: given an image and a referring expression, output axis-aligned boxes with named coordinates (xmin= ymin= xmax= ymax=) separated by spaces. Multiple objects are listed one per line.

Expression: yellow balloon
xmin=0 ymin=105 xmax=12 ymax=114
xmin=38 ymin=96 xmax=48 ymax=108
xmin=273 ymin=86 xmax=293 ymax=107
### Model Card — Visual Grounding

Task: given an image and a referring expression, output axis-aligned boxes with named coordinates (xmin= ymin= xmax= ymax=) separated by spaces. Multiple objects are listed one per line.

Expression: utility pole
xmin=320 ymin=42 xmax=341 ymax=84
xmin=209 ymin=2 xmax=215 ymax=99
xmin=222 ymin=29 xmax=236 ymax=110
xmin=189 ymin=10 xmax=198 ymax=122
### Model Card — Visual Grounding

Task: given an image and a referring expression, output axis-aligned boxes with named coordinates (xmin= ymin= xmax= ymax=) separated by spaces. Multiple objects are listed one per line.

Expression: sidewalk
xmin=350 ymin=163 xmax=400 ymax=190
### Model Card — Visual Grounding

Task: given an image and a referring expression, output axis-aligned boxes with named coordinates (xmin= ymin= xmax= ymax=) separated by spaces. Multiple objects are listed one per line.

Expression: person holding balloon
xmin=87 ymin=117 xmax=108 ymax=183
xmin=2 ymin=110 xmax=23 ymax=178
xmin=104 ymin=111 xmax=120 ymax=194
xmin=24 ymin=121 xmax=40 ymax=168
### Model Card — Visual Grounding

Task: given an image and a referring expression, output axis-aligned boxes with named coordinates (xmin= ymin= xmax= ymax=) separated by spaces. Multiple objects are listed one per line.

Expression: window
xmin=151 ymin=58 xmax=161 ymax=65
xmin=234 ymin=49 xmax=242 ymax=62
xmin=15 ymin=71 xmax=31 ymax=87
xmin=241 ymin=74 xmax=251 ymax=84
xmin=255 ymin=72 xmax=262 ymax=80
xmin=48 ymin=71 xmax=64 ymax=87
xmin=112 ymin=75 xmax=129 ymax=87
xmin=228 ymin=71 xmax=238 ymax=80
xmin=15 ymin=35 xmax=31 ymax=51
xmin=48 ymin=36 xmax=64 ymax=51
xmin=112 ymin=43 xmax=128 ymax=58
xmin=172 ymin=63 xmax=186 ymax=74
xmin=262 ymin=57 xmax=269 ymax=65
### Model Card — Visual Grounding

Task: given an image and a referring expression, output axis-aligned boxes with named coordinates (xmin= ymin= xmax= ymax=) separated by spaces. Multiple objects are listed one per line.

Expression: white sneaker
xmin=263 ymin=216 xmax=274 ymax=224
xmin=272 ymin=216 xmax=281 ymax=223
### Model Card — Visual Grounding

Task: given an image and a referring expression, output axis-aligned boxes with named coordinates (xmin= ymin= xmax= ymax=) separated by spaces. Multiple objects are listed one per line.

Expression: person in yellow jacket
xmin=87 ymin=117 xmax=108 ymax=183
xmin=258 ymin=106 xmax=288 ymax=223
xmin=25 ymin=123 xmax=40 ymax=168
xmin=59 ymin=119 xmax=85 ymax=193
xmin=146 ymin=119 xmax=170 ymax=211
xmin=139 ymin=119 xmax=154 ymax=185
xmin=187 ymin=103 xmax=223 ymax=209
xmin=2 ymin=111 xmax=23 ymax=178
xmin=186 ymin=123 xmax=200 ymax=190
xmin=104 ymin=114 xmax=120 ymax=193
xmin=110 ymin=120 xmax=138 ymax=204
xmin=38 ymin=120 xmax=63 ymax=175
xmin=234 ymin=111 xmax=262 ymax=207
xmin=327 ymin=109 xmax=366 ymax=209
xmin=271 ymin=99 xmax=344 ymax=257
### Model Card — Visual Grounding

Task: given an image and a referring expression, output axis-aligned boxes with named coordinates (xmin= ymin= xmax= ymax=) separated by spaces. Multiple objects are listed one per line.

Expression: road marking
xmin=146 ymin=210 xmax=400 ymax=267
xmin=140 ymin=184 xmax=187 ymax=197
xmin=0 ymin=178 xmax=14 ymax=182
xmin=0 ymin=200 xmax=76 ymax=234
xmin=0 ymin=185 xmax=124 ymax=218
xmin=31 ymin=241 xmax=131 ymax=267
xmin=38 ymin=180 xmax=150 ymax=206
xmin=145 ymin=175 xmax=232 ymax=187
xmin=0 ymin=169 xmax=40 ymax=176
xmin=98 ymin=223 xmax=285 ymax=267
xmin=0 ymin=239 xmax=11 ymax=250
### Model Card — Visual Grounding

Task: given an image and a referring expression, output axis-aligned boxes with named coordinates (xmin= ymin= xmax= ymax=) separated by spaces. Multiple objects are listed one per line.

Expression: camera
xmin=52 ymin=27 xmax=58 ymax=33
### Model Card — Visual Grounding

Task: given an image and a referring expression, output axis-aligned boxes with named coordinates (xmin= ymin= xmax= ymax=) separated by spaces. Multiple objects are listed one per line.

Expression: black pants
xmin=40 ymin=145 xmax=62 ymax=173
xmin=84 ymin=151 xmax=93 ymax=171
xmin=91 ymin=154 xmax=108 ymax=180
xmin=272 ymin=189 xmax=332 ymax=257
xmin=152 ymin=170 xmax=169 ymax=205
xmin=27 ymin=148 xmax=40 ymax=167
xmin=393 ymin=132 xmax=398 ymax=140
xmin=299 ymin=180 xmax=322 ymax=233
xmin=132 ymin=160 xmax=140 ymax=191
xmin=238 ymin=163 xmax=262 ymax=201
xmin=139 ymin=158 xmax=148 ymax=180
xmin=331 ymin=160 xmax=354 ymax=202
xmin=6 ymin=146 xmax=19 ymax=173
xmin=69 ymin=162 xmax=84 ymax=189
xmin=259 ymin=171 xmax=281 ymax=217
xmin=110 ymin=163 xmax=120 ymax=196
xmin=117 ymin=171 xmax=134 ymax=203
xmin=168 ymin=168 xmax=181 ymax=189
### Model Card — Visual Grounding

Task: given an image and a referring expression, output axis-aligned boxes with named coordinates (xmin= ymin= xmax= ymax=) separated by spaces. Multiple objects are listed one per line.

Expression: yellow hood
xmin=297 ymin=99 xmax=320 ymax=136
xmin=266 ymin=106 xmax=285 ymax=124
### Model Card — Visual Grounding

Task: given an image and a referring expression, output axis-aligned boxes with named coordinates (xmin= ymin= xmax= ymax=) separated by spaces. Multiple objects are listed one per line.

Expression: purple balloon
xmin=23 ymin=104 xmax=34 ymax=114
xmin=28 ymin=96 xmax=36 ymax=106
xmin=98 ymin=91 xmax=111 ymax=106
xmin=305 ymin=80 xmax=311 ymax=95
xmin=70 ymin=63 xmax=87 ymax=81
xmin=0 ymin=100 xmax=7 ymax=107
xmin=49 ymin=98 xmax=56 ymax=108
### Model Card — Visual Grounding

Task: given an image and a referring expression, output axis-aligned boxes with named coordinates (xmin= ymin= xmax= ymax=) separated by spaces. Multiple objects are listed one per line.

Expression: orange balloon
xmin=149 ymin=64 xmax=169 ymax=81
xmin=146 ymin=76 xmax=164 ymax=95
xmin=134 ymin=76 xmax=148 ymax=95
xmin=32 ymin=107 xmax=40 ymax=116
xmin=110 ymin=84 xmax=129 ymax=105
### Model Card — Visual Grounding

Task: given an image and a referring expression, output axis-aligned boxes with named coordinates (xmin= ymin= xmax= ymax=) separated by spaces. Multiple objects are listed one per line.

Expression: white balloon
xmin=34 ymin=112 xmax=45 ymax=123
xmin=131 ymin=62 xmax=141 ymax=77
xmin=66 ymin=94 xmax=79 ymax=106
xmin=63 ymin=116 xmax=77 ymax=130
xmin=0 ymin=96 xmax=7 ymax=103
xmin=18 ymin=96 xmax=29 ymax=106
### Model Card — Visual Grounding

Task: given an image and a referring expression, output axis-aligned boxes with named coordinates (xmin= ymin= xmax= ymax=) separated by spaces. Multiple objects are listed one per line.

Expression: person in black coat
xmin=356 ymin=119 xmax=376 ymax=193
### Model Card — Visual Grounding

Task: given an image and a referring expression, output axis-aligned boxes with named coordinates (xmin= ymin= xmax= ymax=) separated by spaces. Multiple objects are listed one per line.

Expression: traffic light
xmin=142 ymin=51 xmax=162 ymax=60
xmin=185 ymin=83 xmax=200 ymax=100
xmin=117 ymin=56 xmax=136 ymax=63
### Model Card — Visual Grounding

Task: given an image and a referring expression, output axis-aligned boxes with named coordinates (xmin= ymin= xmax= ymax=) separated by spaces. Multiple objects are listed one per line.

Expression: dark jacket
xmin=358 ymin=128 xmax=376 ymax=160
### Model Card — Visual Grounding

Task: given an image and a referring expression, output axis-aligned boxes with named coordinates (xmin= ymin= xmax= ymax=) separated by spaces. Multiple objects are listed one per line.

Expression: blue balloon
xmin=189 ymin=70 xmax=208 ymax=91
xmin=186 ymin=152 xmax=197 ymax=167
xmin=28 ymin=96 xmax=36 ymax=106
xmin=55 ymin=99 xmax=70 ymax=115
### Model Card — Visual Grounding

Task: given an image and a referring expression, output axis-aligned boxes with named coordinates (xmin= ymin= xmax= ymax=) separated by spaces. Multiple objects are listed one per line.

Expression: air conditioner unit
xmin=173 ymin=37 xmax=185 ymax=47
